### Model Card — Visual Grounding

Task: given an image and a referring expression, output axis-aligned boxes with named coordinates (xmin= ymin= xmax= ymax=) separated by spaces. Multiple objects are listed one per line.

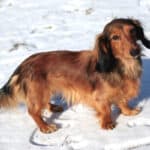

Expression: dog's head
xmin=95 ymin=18 xmax=150 ymax=72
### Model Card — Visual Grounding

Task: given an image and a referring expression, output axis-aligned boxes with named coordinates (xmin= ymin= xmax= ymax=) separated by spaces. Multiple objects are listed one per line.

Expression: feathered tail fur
xmin=0 ymin=75 xmax=21 ymax=109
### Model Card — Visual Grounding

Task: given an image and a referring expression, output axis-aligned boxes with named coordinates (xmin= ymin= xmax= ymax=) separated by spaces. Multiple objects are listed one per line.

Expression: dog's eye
xmin=111 ymin=35 xmax=120 ymax=40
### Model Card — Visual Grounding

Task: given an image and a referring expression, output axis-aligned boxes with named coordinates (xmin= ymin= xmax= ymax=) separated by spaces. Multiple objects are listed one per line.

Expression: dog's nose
xmin=130 ymin=49 xmax=140 ymax=57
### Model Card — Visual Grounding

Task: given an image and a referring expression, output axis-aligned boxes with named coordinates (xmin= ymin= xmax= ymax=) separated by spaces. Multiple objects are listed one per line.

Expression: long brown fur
xmin=0 ymin=18 xmax=150 ymax=133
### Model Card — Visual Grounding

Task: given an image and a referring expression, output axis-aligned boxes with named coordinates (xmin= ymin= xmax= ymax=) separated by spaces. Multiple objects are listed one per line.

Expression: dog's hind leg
xmin=28 ymin=105 xmax=57 ymax=133
xmin=26 ymin=82 xmax=57 ymax=133
xmin=45 ymin=93 xmax=64 ymax=113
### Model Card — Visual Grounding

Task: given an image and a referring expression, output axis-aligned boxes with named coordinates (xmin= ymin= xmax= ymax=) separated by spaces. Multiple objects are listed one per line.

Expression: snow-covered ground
xmin=0 ymin=0 xmax=150 ymax=150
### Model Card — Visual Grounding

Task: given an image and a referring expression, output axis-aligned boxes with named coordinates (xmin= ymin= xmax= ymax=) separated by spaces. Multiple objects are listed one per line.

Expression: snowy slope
xmin=0 ymin=0 xmax=150 ymax=150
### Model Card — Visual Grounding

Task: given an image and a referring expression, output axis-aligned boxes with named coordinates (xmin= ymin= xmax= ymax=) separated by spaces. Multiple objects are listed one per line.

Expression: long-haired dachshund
xmin=0 ymin=18 xmax=150 ymax=133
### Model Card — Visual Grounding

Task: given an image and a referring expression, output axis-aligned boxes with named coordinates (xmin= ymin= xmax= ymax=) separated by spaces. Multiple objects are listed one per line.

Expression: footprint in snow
xmin=128 ymin=117 xmax=150 ymax=127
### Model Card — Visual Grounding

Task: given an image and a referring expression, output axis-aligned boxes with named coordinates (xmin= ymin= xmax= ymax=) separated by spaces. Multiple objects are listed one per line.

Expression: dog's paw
xmin=40 ymin=124 xmax=57 ymax=133
xmin=50 ymin=104 xmax=64 ymax=112
xmin=101 ymin=121 xmax=116 ymax=130
xmin=130 ymin=107 xmax=141 ymax=115
xmin=123 ymin=107 xmax=141 ymax=116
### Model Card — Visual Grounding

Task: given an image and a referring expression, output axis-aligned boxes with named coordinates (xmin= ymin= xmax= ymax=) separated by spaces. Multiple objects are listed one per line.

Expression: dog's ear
xmin=131 ymin=19 xmax=150 ymax=49
xmin=95 ymin=34 xmax=116 ymax=73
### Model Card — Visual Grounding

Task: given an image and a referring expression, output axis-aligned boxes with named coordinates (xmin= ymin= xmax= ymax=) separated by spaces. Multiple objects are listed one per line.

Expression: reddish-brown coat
xmin=1 ymin=18 xmax=150 ymax=133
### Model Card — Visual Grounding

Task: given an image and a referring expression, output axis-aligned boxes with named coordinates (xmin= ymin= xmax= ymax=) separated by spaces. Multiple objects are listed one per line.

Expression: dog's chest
xmin=121 ymin=79 xmax=140 ymax=100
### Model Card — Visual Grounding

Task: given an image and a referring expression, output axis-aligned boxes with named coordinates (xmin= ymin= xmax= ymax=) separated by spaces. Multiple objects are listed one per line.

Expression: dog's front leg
xmin=93 ymin=101 xmax=116 ymax=130
xmin=117 ymin=99 xmax=141 ymax=116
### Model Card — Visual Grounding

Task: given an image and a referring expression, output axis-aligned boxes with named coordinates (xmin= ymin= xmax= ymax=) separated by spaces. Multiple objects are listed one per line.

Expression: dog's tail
xmin=0 ymin=75 xmax=24 ymax=109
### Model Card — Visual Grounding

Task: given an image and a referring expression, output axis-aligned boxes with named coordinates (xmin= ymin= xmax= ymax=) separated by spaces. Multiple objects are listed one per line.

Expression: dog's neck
xmin=99 ymin=58 xmax=142 ymax=86
xmin=118 ymin=58 xmax=142 ymax=79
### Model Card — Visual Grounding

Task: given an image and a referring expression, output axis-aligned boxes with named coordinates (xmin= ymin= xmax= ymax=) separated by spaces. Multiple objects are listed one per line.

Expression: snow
xmin=0 ymin=0 xmax=150 ymax=150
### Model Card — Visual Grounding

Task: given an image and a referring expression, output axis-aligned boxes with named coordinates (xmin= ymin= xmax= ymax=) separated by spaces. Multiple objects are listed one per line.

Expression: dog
xmin=0 ymin=18 xmax=150 ymax=133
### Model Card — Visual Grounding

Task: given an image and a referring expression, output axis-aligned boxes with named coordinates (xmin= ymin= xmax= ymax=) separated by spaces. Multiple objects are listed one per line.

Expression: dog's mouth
xmin=133 ymin=53 xmax=144 ymax=59
xmin=130 ymin=49 xmax=140 ymax=57
xmin=134 ymin=54 xmax=142 ymax=59
xmin=130 ymin=49 xmax=144 ymax=59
